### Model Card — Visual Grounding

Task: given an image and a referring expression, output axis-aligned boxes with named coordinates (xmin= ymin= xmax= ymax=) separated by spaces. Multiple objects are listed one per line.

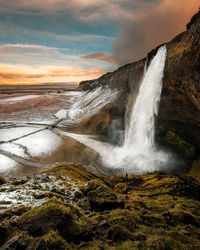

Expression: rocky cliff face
xmin=77 ymin=11 xmax=200 ymax=160
xmin=157 ymin=11 xmax=200 ymax=157
xmin=76 ymin=58 xmax=146 ymax=139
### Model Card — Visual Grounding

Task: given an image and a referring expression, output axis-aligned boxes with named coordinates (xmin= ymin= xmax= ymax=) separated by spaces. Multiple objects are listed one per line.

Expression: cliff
xmin=157 ymin=10 xmax=200 ymax=156
xmin=77 ymin=11 xmax=200 ymax=162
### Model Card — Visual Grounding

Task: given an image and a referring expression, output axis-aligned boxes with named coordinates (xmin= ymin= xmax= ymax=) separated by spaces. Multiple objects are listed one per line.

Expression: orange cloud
xmin=0 ymin=64 xmax=103 ymax=84
xmin=81 ymin=52 xmax=116 ymax=64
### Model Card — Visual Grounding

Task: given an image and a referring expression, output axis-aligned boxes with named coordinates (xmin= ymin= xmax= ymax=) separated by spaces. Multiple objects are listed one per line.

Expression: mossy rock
xmin=82 ymin=180 xmax=125 ymax=211
xmin=111 ymin=173 xmax=143 ymax=189
xmin=168 ymin=210 xmax=199 ymax=226
xmin=107 ymin=224 xmax=133 ymax=242
xmin=44 ymin=230 xmax=70 ymax=250
xmin=164 ymin=131 xmax=196 ymax=159
xmin=145 ymin=235 xmax=185 ymax=249
xmin=14 ymin=203 xmax=79 ymax=240
xmin=110 ymin=174 xmax=125 ymax=184
xmin=46 ymin=164 xmax=109 ymax=184
xmin=186 ymin=158 xmax=200 ymax=182
xmin=114 ymin=183 xmax=128 ymax=194
xmin=1 ymin=160 xmax=200 ymax=249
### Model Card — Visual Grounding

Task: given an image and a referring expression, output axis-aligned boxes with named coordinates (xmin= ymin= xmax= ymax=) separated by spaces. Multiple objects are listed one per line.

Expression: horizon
xmin=0 ymin=82 xmax=79 ymax=86
xmin=0 ymin=0 xmax=199 ymax=85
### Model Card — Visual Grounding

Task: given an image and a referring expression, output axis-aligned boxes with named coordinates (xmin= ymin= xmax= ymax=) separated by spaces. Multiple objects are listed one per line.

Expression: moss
xmin=44 ymin=230 xmax=70 ymax=250
xmin=186 ymin=158 xmax=200 ymax=182
xmin=164 ymin=131 xmax=196 ymax=159
xmin=146 ymin=235 xmax=185 ymax=249
xmin=15 ymin=203 xmax=79 ymax=239
xmin=107 ymin=224 xmax=133 ymax=242
xmin=168 ymin=209 xmax=199 ymax=226
xmin=2 ymin=166 xmax=200 ymax=249
xmin=110 ymin=174 xmax=125 ymax=184
xmin=114 ymin=183 xmax=128 ymax=194
xmin=45 ymin=164 xmax=110 ymax=185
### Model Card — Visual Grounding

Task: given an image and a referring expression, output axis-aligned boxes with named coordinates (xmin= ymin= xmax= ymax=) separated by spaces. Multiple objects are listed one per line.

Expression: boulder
xmin=15 ymin=203 xmax=80 ymax=241
xmin=82 ymin=180 xmax=125 ymax=211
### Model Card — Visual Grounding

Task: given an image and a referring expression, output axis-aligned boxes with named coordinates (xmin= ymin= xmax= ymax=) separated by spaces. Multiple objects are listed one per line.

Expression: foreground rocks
xmin=0 ymin=164 xmax=200 ymax=249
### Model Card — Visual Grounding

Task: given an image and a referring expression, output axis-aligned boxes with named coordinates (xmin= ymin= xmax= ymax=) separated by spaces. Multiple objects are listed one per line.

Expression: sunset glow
xmin=0 ymin=0 xmax=199 ymax=85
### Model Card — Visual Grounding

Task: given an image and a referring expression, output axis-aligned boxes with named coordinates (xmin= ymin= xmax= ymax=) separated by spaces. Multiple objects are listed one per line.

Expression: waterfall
xmin=124 ymin=45 xmax=167 ymax=153
xmin=57 ymin=45 xmax=178 ymax=174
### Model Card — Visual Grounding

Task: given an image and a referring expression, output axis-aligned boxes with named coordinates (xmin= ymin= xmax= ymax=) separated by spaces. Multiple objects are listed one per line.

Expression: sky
xmin=0 ymin=0 xmax=199 ymax=84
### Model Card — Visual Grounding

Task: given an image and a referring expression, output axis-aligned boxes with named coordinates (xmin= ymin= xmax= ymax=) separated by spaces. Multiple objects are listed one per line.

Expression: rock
xmin=15 ymin=203 xmax=80 ymax=240
xmin=157 ymin=10 xmax=200 ymax=153
xmin=82 ymin=180 xmax=125 ymax=211
xmin=0 ymin=166 xmax=200 ymax=249
xmin=114 ymin=183 xmax=128 ymax=194
xmin=0 ymin=176 xmax=6 ymax=185
xmin=0 ymin=226 xmax=8 ymax=247
xmin=26 ymin=239 xmax=47 ymax=250
xmin=107 ymin=225 xmax=133 ymax=242
xmin=1 ymin=235 xmax=47 ymax=250
xmin=169 ymin=210 xmax=199 ymax=227
xmin=0 ymin=233 xmax=28 ymax=250
xmin=74 ymin=58 xmax=146 ymax=137
xmin=163 ymin=131 xmax=196 ymax=159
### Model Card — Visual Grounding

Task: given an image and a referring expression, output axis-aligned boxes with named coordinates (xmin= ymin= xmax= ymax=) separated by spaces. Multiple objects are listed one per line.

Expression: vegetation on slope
xmin=0 ymin=164 xmax=200 ymax=249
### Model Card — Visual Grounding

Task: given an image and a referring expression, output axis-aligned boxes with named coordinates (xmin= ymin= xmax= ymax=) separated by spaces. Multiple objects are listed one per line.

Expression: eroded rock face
xmin=157 ymin=11 xmax=200 ymax=155
xmin=76 ymin=58 xmax=146 ymax=138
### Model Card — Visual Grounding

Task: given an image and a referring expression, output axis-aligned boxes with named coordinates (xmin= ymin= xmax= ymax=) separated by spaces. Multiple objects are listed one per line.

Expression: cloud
xmin=81 ymin=52 xmax=116 ymax=64
xmin=1 ymin=0 xmax=198 ymax=79
xmin=0 ymin=44 xmax=64 ymax=50
xmin=0 ymin=0 xmax=161 ymax=21
xmin=113 ymin=0 xmax=200 ymax=65
xmin=0 ymin=64 xmax=103 ymax=84
xmin=0 ymin=42 xmax=114 ymax=71
xmin=0 ymin=44 xmax=69 ymax=57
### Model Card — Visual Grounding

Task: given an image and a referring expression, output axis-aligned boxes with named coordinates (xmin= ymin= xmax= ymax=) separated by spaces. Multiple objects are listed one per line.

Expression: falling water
xmin=124 ymin=45 xmax=167 ymax=153
xmin=57 ymin=45 xmax=178 ymax=174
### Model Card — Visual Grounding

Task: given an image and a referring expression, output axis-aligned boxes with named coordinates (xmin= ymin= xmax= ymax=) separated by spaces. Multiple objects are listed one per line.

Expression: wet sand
xmin=0 ymin=85 xmax=102 ymax=178
xmin=0 ymin=85 xmax=77 ymax=122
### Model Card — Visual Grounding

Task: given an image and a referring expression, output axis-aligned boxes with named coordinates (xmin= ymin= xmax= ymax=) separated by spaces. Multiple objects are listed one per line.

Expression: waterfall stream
xmin=124 ymin=45 xmax=166 ymax=151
